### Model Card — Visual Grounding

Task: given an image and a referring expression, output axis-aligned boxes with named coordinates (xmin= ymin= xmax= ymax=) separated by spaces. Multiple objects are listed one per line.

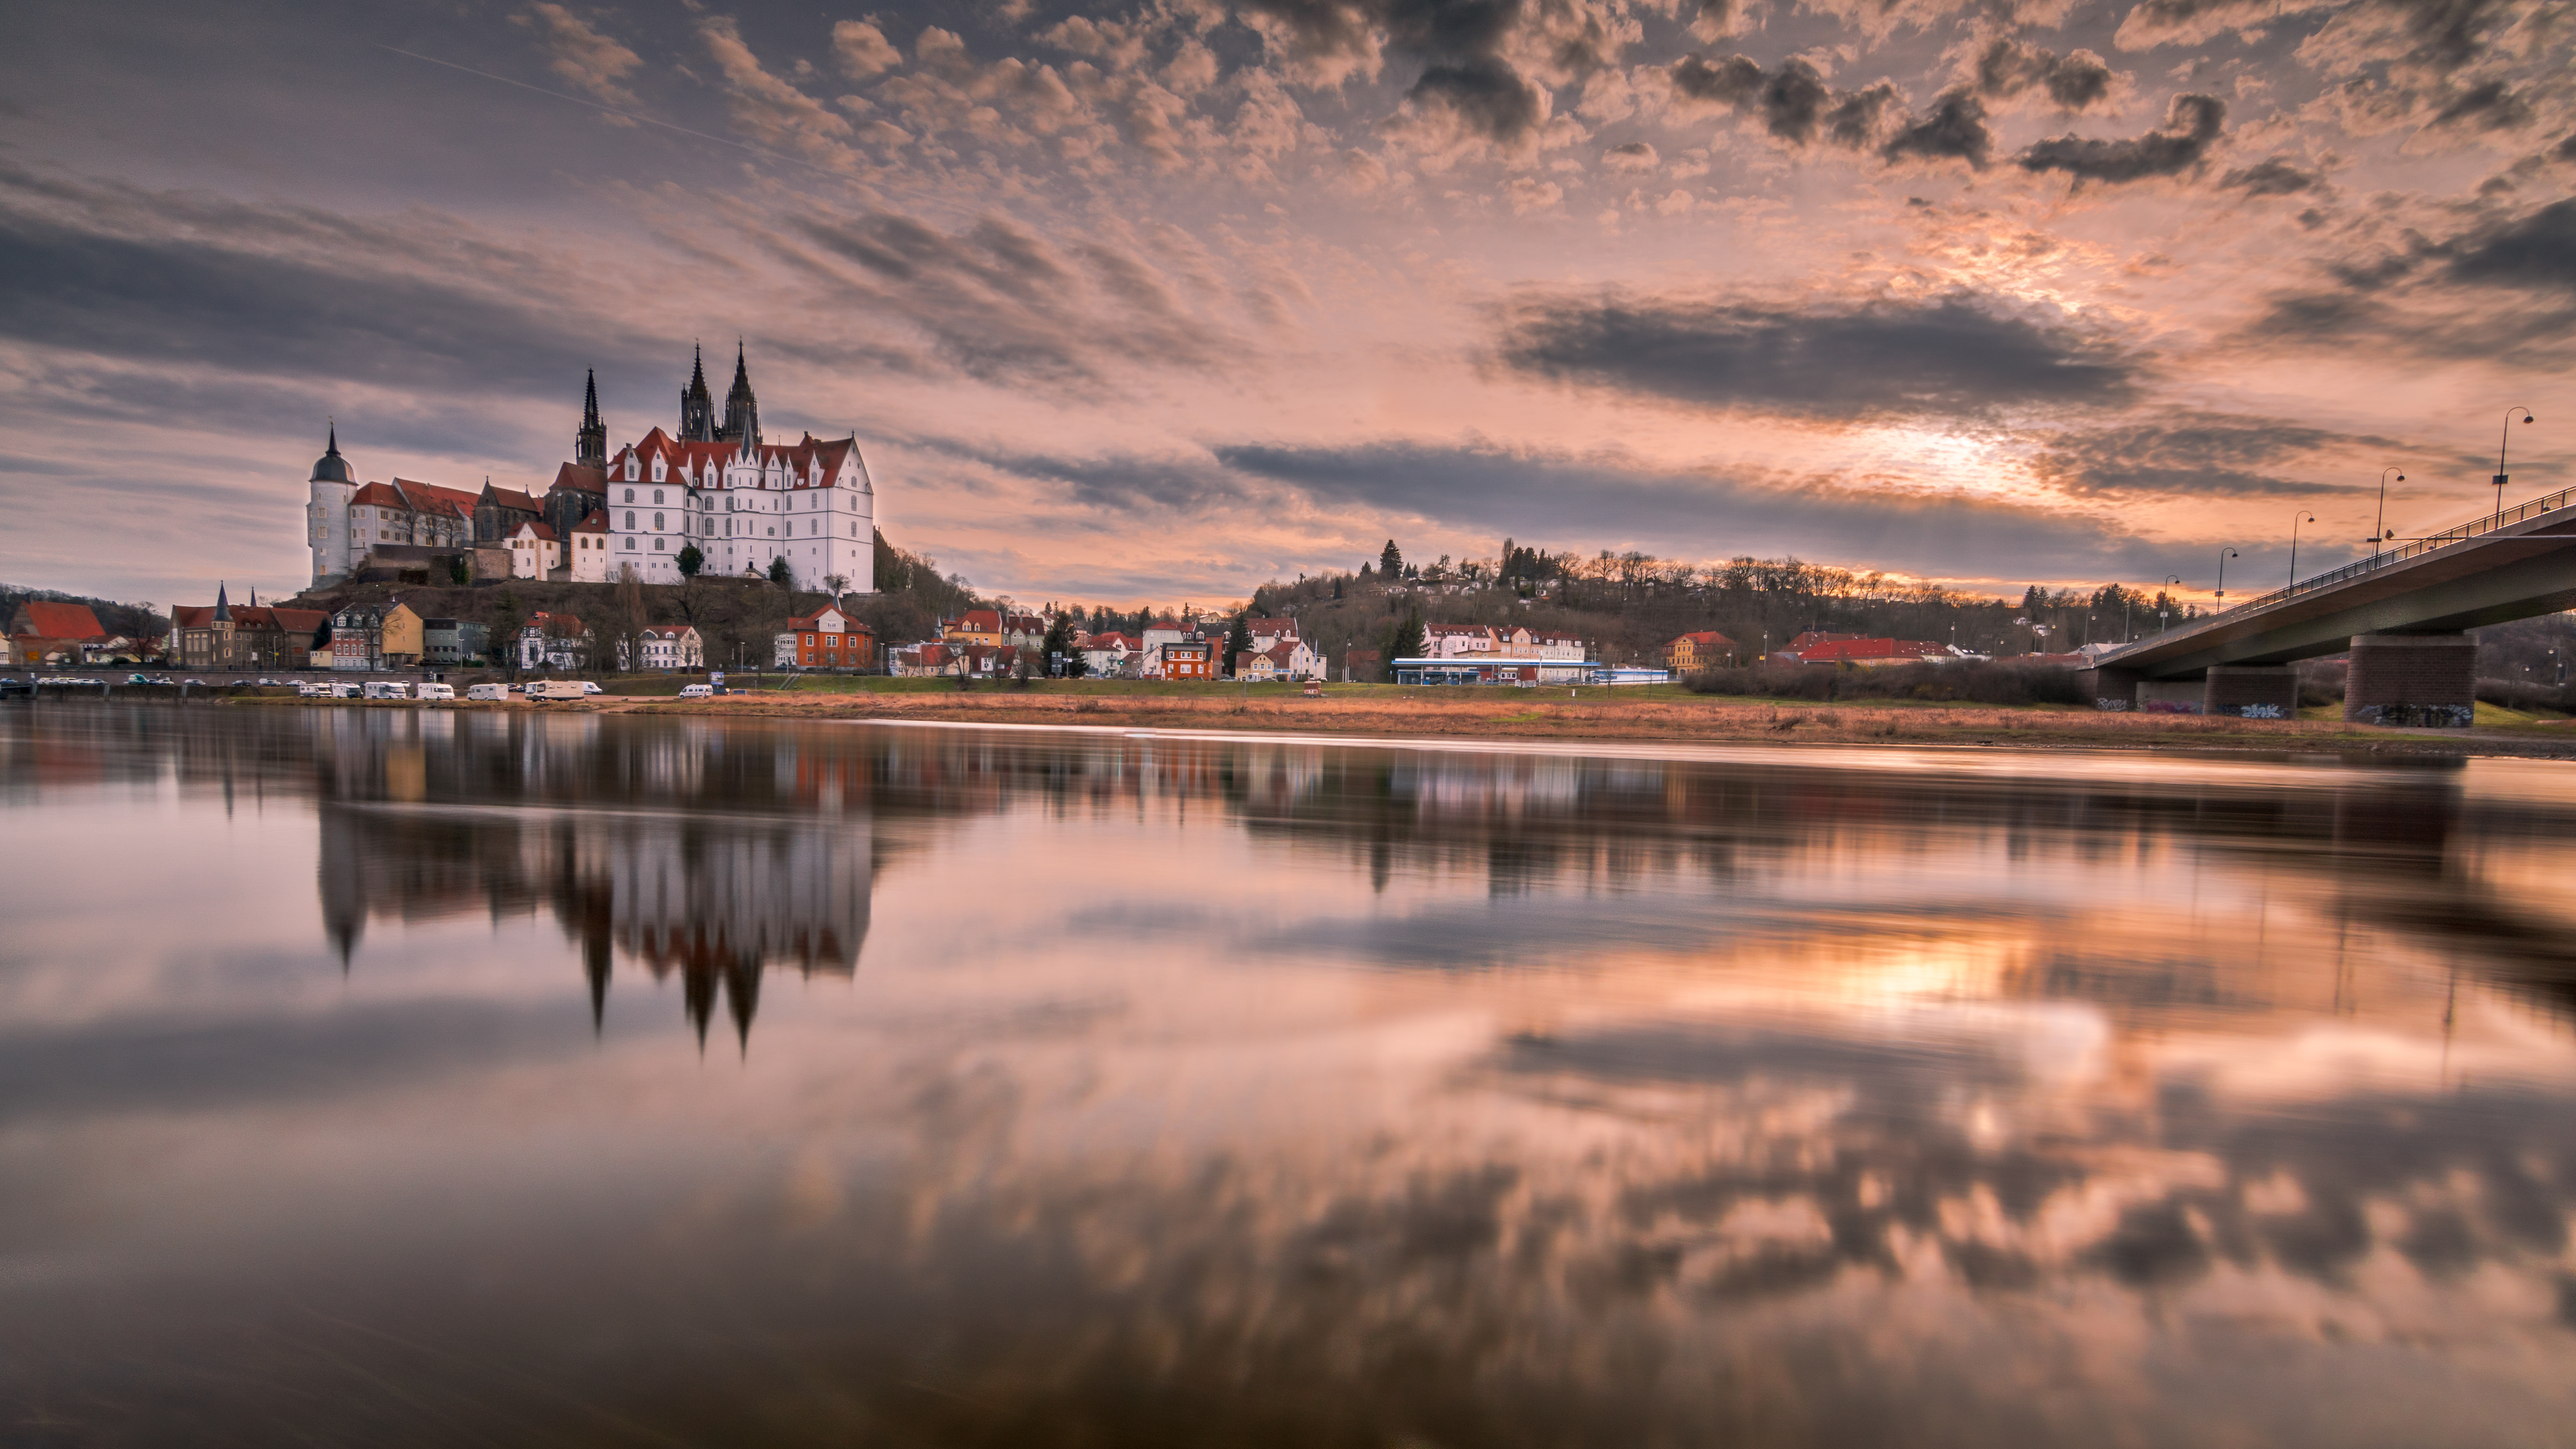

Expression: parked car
xmin=678 ymin=683 xmax=714 ymax=699
xmin=256 ymin=678 xmax=279 ymax=687
xmin=465 ymin=683 xmax=511 ymax=702
xmin=415 ymin=683 xmax=455 ymax=702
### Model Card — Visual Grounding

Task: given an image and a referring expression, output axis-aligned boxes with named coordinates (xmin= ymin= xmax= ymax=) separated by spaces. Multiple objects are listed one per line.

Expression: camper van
xmin=678 ymin=683 xmax=713 ymax=699
xmin=524 ymin=679 xmax=587 ymax=703
xmin=465 ymin=683 xmax=511 ymax=703
xmin=362 ymin=681 xmax=411 ymax=701
xmin=414 ymin=682 xmax=455 ymax=702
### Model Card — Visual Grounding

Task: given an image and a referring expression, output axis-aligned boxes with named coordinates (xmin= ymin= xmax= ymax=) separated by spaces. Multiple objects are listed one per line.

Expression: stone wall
xmin=2345 ymin=632 xmax=2476 ymax=728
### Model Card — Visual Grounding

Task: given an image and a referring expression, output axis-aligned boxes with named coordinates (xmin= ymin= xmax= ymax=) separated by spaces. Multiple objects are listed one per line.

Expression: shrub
xmin=1684 ymin=660 xmax=2084 ymax=706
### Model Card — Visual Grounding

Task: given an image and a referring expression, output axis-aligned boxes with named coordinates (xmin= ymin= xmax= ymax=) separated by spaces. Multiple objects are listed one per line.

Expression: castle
xmin=306 ymin=346 xmax=876 ymax=594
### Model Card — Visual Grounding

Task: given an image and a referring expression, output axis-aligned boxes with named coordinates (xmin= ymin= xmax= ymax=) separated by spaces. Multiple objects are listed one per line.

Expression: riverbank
xmin=601 ymin=683 xmax=2576 ymax=758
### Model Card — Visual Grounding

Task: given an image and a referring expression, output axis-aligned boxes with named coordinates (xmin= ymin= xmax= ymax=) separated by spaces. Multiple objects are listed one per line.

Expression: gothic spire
xmin=577 ymin=368 xmax=607 ymax=468
xmin=720 ymin=339 xmax=760 ymax=451
xmin=213 ymin=581 xmax=231 ymax=624
xmin=679 ymin=343 xmax=717 ymax=442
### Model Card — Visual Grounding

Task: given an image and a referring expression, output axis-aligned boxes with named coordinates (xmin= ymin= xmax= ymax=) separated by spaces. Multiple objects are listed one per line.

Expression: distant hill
xmin=0 ymin=584 xmax=166 ymax=641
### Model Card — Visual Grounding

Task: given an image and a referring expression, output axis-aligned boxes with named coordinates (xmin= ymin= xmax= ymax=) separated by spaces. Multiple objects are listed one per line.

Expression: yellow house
xmin=942 ymin=608 xmax=1004 ymax=647
xmin=1663 ymin=631 xmax=1737 ymax=671
xmin=380 ymin=602 xmax=425 ymax=664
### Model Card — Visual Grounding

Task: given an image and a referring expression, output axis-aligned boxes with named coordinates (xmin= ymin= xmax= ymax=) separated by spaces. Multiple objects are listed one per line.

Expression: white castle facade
xmin=306 ymin=345 xmax=876 ymax=594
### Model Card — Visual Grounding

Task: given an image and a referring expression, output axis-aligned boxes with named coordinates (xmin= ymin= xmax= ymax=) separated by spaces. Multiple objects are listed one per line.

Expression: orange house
xmin=1161 ymin=638 xmax=1214 ymax=680
xmin=1663 ymin=630 xmax=1738 ymax=671
xmin=779 ymin=604 xmax=878 ymax=670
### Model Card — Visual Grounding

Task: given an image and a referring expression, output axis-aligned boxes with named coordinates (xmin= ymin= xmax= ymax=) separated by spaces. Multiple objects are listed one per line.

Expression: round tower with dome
xmin=306 ymin=423 xmax=357 ymax=586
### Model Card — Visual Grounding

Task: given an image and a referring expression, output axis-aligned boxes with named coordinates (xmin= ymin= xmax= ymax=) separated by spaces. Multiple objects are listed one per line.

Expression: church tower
xmin=719 ymin=342 xmax=760 ymax=451
xmin=306 ymin=423 xmax=357 ymax=587
xmin=678 ymin=345 xmax=717 ymax=442
xmin=576 ymin=369 xmax=607 ymax=468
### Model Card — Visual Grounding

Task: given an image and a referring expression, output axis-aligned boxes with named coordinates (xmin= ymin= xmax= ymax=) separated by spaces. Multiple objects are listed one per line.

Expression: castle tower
xmin=306 ymin=423 xmax=357 ymax=587
xmin=678 ymin=345 xmax=716 ymax=442
xmin=576 ymin=369 xmax=607 ymax=468
xmin=719 ymin=341 xmax=760 ymax=451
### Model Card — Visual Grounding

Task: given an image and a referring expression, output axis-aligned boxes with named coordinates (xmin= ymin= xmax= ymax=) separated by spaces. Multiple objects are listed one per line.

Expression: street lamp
xmin=2288 ymin=511 xmax=2316 ymax=587
xmin=2496 ymin=407 xmax=2537 ymax=516
xmin=2370 ymin=466 xmax=2404 ymax=556
xmin=2214 ymin=548 xmax=2240 ymax=603
xmin=2161 ymin=575 xmax=2182 ymax=631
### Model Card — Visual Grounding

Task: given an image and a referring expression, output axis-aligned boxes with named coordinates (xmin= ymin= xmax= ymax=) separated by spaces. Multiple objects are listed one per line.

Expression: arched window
xmin=652 ymin=513 xmax=663 ymax=529
xmin=653 ymin=537 xmax=665 ymax=550
xmin=624 ymin=511 xmax=635 ymax=529
xmin=624 ymin=488 xmax=635 ymax=503
xmin=653 ymin=490 xmax=663 ymax=504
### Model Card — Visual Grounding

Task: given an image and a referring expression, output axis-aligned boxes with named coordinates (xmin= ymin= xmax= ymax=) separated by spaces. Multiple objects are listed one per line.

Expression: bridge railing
xmin=2110 ymin=482 xmax=2576 ymax=653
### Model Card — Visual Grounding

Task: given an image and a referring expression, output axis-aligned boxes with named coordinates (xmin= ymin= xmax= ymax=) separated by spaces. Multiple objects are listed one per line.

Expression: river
xmin=3 ymin=704 xmax=2572 ymax=1446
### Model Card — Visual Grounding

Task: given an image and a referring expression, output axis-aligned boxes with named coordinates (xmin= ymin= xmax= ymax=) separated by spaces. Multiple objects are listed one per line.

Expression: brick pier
xmin=2344 ymin=632 xmax=2477 ymax=727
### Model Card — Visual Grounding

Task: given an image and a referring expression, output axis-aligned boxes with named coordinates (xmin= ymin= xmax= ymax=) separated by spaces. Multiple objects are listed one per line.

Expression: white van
xmin=524 ymin=679 xmax=587 ymax=703
xmin=415 ymin=683 xmax=455 ymax=702
xmin=297 ymin=681 xmax=325 ymax=698
xmin=330 ymin=681 xmax=364 ymax=699
xmin=466 ymin=683 xmax=511 ymax=702
xmin=679 ymin=683 xmax=714 ymax=699
xmin=362 ymin=681 xmax=411 ymax=701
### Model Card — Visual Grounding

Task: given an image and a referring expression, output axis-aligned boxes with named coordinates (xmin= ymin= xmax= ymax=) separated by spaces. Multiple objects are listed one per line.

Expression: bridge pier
xmin=2204 ymin=666 xmax=2299 ymax=719
xmin=2345 ymin=632 xmax=2477 ymax=727
xmin=2079 ymin=666 xmax=2142 ymax=711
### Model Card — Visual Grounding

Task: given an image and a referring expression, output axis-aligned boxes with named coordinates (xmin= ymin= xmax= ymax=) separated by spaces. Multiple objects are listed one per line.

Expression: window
xmin=624 ymin=511 xmax=635 ymax=528
xmin=652 ymin=513 xmax=663 ymax=529
xmin=624 ymin=488 xmax=635 ymax=503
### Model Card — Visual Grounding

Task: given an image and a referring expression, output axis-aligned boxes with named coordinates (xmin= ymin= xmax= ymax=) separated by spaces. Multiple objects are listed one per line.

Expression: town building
xmin=504 ymin=520 xmax=561 ymax=578
xmin=1162 ymin=637 xmax=1214 ymax=680
xmin=566 ymin=511 xmax=613 ymax=582
xmin=776 ymin=605 xmax=876 ymax=670
xmin=169 ymin=586 xmax=328 ymax=671
xmin=329 ymin=602 xmax=385 ymax=670
xmin=517 ymin=612 xmax=591 ymax=671
xmin=1081 ymin=631 xmax=1138 ymax=676
xmin=1663 ymin=631 xmax=1738 ymax=671
xmin=421 ymin=618 xmax=490 ymax=666
xmin=1343 ymin=647 xmax=1382 ymax=683
xmin=621 ymin=625 xmax=705 ymax=671
xmin=5 ymin=601 xmax=111 ymax=668
xmin=1780 ymin=637 xmax=1957 ymax=667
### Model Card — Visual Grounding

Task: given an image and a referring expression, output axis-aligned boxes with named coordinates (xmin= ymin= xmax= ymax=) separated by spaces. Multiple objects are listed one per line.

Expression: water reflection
xmin=3 ymin=705 xmax=2575 ymax=1446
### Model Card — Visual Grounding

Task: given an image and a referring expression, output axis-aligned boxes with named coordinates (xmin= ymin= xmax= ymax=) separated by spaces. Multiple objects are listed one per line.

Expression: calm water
xmin=4 ymin=705 xmax=2575 ymax=1447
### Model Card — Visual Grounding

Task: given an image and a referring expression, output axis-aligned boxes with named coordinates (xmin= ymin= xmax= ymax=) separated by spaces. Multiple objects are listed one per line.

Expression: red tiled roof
xmin=1668 ymin=630 xmax=1736 ymax=647
xmin=483 ymin=486 xmax=542 ymax=512
xmin=550 ymin=463 xmax=607 ymax=494
xmin=570 ymin=510 xmax=609 ymax=533
xmin=511 ymin=520 xmax=560 ymax=542
xmin=612 ymin=430 xmax=867 ymax=494
xmin=529 ymin=611 xmax=587 ymax=637
xmin=16 ymin=602 xmax=105 ymax=640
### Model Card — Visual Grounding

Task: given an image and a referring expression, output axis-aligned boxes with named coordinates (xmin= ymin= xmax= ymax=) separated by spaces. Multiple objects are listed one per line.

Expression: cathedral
xmin=306 ymin=346 xmax=876 ymax=595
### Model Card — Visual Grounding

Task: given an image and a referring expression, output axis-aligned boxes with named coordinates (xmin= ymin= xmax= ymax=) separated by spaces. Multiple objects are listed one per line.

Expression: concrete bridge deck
xmin=2085 ymin=483 xmax=2576 ymax=725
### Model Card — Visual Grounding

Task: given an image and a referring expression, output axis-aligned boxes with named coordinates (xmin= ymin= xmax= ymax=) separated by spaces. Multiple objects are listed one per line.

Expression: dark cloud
xmin=1973 ymin=38 xmax=2116 ymax=110
xmin=2429 ymin=79 xmax=2531 ymax=131
xmin=1243 ymin=0 xmax=1603 ymax=147
xmin=1406 ymin=55 xmax=1546 ymax=142
xmin=781 ymin=209 xmax=1230 ymax=390
xmin=2018 ymin=92 xmax=2225 ymax=184
xmin=0 ymin=201 xmax=622 ymax=398
xmin=2220 ymin=158 xmax=2324 ymax=196
xmin=1881 ymin=89 xmax=1994 ymax=168
xmin=2446 ymin=198 xmax=2576 ymax=290
xmin=2029 ymin=414 xmax=2395 ymax=498
xmin=1497 ymin=293 xmax=2137 ymax=417
xmin=1214 ymin=440 xmax=2199 ymax=582
xmin=1669 ymin=53 xmax=1902 ymax=151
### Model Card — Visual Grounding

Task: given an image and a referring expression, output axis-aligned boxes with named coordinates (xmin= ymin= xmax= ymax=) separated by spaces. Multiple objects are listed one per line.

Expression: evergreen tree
xmin=1040 ymin=614 xmax=1076 ymax=677
xmin=1223 ymin=612 xmax=1253 ymax=677
xmin=768 ymin=556 xmax=792 ymax=587
xmin=1387 ymin=611 xmax=1426 ymax=663
xmin=676 ymin=544 xmax=704 ymax=579
xmin=1380 ymin=539 xmax=1403 ymax=575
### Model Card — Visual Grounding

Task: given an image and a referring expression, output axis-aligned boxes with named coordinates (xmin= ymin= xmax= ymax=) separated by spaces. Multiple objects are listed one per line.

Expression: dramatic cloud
xmin=2446 ymin=198 xmax=2576 ymax=290
xmin=513 ymin=3 xmax=644 ymax=109
xmin=1215 ymin=440 xmax=2196 ymax=581
xmin=1497 ymin=293 xmax=2138 ymax=417
xmin=831 ymin=20 xmax=903 ymax=81
xmin=1669 ymin=52 xmax=1902 ymax=150
xmin=2018 ymin=92 xmax=2224 ymax=184
xmin=2220 ymin=158 xmax=2324 ymax=195
xmin=1881 ymin=90 xmax=1995 ymax=167
xmin=2113 ymin=0 xmax=2338 ymax=50
xmin=2028 ymin=414 xmax=2394 ymax=497
xmin=1970 ymin=36 xmax=2116 ymax=110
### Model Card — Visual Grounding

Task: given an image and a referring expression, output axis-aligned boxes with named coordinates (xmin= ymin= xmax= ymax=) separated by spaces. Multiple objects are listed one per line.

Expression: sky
xmin=1 ymin=0 xmax=2570 ymax=610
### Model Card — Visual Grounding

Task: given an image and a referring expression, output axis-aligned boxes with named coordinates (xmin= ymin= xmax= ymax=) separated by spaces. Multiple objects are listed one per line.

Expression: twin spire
xmin=674 ymin=341 xmax=760 ymax=448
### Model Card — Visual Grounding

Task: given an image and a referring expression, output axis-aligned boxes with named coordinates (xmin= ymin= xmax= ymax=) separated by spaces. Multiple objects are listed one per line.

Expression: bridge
xmin=2085 ymin=483 xmax=2576 ymax=726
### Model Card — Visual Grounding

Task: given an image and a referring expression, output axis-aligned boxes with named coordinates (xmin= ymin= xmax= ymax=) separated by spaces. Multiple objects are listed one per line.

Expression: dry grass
xmin=592 ymin=687 xmax=2576 ymax=757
